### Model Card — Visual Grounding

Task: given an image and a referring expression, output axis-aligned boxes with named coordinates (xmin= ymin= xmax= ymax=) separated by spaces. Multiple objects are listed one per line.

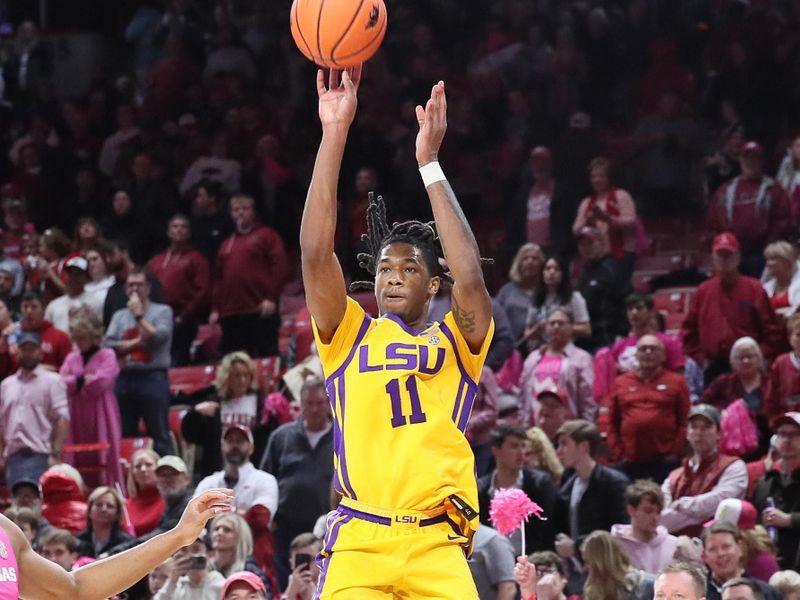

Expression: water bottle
xmin=766 ymin=497 xmax=778 ymax=542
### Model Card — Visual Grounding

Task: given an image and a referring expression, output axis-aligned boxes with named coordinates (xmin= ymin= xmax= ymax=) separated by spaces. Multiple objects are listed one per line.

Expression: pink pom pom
xmin=489 ymin=488 xmax=545 ymax=536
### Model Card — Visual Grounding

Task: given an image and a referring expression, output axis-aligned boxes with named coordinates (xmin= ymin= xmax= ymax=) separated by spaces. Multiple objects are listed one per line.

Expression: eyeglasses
xmin=534 ymin=564 xmax=559 ymax=575
xmin=636 ymin=345 xmax=662 ymax=353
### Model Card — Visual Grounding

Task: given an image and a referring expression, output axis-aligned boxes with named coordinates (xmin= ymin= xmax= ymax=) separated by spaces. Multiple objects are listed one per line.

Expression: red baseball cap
xmin=223 ymin=423 xmax=254 ymax=445
xmin=530 ymin=146 xmax=552 ymax=162
xmin=741 ymin=141 xmax=764 ymax=156
xmin=773 ymin=411 xmax=800 ymax=429
xmin=536 ymin=387 xmax=568 ymax=407
xmin=703 ymin=498 xmax=757 ymax=530
xmin=712 ymin=232 xmax=740 ymax=253
xmin=222 ymin=571 xmax=266 ymax=598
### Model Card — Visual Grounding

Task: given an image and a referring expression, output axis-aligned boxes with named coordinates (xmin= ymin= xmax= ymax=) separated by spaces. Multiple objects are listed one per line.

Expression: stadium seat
xmin=653 ymin=287 xmax=695 ymax=315
xmin=256 ymin=356 xmax=283 ymax=393
xmin=168 ymin=365 xmax=217 ymax=395
xmin=62 ymin=442 xmax=112 ymax=488
xmin=663 ymin=311 xmax=687 ymax=335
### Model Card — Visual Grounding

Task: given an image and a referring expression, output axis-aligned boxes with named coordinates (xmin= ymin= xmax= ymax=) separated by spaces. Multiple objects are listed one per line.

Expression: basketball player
xmin=300 ymin=65 xmax=494 ymax=599
xmin=0 ymin=488 xmax=233 ymax=599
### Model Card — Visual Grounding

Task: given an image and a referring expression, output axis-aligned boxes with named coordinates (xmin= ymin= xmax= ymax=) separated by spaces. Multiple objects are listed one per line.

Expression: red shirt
xmin=767 ymin=352 xmax=800 ymax=423
xmin=608 ymin=369 xmax=690 ymax=463
xmin=213 ymin=225 xmax=289 ymax=317
xmin=125 ymin=486 xmax=166 ymax=537
xmin=148 ymin=245 xmax=210 ymax=320
xmin=708 ymin=177 xmax=791 ymax=253
xmin=681 ymin=275 xmax=786 ymax=364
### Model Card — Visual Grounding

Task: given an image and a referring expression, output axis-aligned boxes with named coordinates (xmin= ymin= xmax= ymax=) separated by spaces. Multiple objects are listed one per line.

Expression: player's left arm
xmin=416 ymin=81 xmax=492 ymax=353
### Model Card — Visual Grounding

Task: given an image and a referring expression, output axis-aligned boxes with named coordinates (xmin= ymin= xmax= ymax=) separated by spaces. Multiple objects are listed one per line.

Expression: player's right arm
xmin=300 ymin=66 xmax=362 ymax=343
xmin=12 ymin=489 xmax=233 ymax=600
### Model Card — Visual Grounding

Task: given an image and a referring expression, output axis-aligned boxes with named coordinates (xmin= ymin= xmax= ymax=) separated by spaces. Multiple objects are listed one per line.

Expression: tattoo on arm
xmin=452 ymin=296 xmax=476 ymax=333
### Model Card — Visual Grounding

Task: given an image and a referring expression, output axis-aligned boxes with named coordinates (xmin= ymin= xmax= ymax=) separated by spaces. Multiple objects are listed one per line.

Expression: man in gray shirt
xmin=468 ymin=524 xmax=516 ymax=600
xmin=104 ymin=266 xmax=174 ymax=455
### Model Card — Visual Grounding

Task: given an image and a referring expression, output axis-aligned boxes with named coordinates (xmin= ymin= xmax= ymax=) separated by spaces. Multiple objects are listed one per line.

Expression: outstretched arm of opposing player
xmin=300 ymin=66 xmax=362 ymax=343
xmin=415 ymin=81 xmax=492 ymax=353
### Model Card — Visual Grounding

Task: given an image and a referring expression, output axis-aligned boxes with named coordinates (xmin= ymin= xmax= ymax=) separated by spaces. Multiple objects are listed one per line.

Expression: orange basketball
xmin=290 ymin=0 xmax=388 ymax=68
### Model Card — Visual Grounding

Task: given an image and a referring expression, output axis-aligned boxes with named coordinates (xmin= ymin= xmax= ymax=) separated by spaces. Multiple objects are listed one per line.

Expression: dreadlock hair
xmin=349 ymin=192 xmax=492 ymax=292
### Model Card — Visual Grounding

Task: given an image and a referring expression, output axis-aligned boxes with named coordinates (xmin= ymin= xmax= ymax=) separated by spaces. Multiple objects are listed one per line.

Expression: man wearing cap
xmin=510 ymin=145 xmax=579 ymax=257
xmin=147 ymin=214 xmax=210 ymax=366
xmin=10 ymin=478 xmax=52 ymax=545
xmin=682 ymin=232 xmax=785 ymax=384
xmin=222 ymin=570 xmax=268 ymax=600
xmin=752 ymin=411 xmax=800 ymax=571
xmin=44 ymin=256 xmax=104 ymax=332
xmin=104 ymin=266 xmax=174 ymax=456
xmin=111 ymin=455 xmax=194 ymax=554
xmin=193 ymin=424 xmax=278 ymax=586
xmin=576 ymin=225 xmax=631 ymax=351
xmin=478 ymin=424 xmax=558 ymax=556
xmin=0 ymin=330 xmax=68 ymax=489
xmin=708 ymin=141 xmax=791 ymax=277
xmin=608 ymin=334 xmax=690 ymax=482
xmin=661 ymin=404 xmax=748 ymax=537
xmin=533 ymin=388 xmax=571 ymax=442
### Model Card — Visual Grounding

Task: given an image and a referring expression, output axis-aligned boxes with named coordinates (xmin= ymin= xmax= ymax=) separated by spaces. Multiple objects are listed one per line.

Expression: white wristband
xmin=419 ymin=161 xmax=446 ymax=188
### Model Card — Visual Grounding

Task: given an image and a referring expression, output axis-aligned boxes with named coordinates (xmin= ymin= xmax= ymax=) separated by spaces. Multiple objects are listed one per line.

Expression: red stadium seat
xmin=663 ymin=311 xmax=687 ymax=335
xmin=653 ymin=287 xmax=695 ymax=315
xmin=168 ymin=365 xmax=217 ymax=395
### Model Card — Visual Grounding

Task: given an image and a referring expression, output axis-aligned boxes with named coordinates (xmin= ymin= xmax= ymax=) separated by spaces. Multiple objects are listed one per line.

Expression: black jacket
xmin=259 ymin=419 xmax=334 ymax=529
xmin=578 ymin=256 xmax=631 ymax=351
xmin=76 ymin=525 xmax=134 ymax=558
xmin=477 ymin=468 xmax=558 ymax=553
xmin=555 ymin=463 xmax=630 ymax=547
xmin=705 ymin=570 xmax=782 ymax=600
xmin=752 ymin=467 xmax=800 ymax=571
xmin=180 ymin=385 xmax=269 ymax=478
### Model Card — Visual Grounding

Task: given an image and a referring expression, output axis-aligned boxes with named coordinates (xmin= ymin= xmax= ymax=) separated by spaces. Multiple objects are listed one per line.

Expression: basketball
xmin=290 ymin=0 xmax=388 ymax=68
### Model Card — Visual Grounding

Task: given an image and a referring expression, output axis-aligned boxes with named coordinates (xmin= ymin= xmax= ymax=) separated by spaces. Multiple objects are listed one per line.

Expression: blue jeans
xmin=5 ymin=450 xmax=49 ymax=489
xmin=115 ymin=370 xmax=174 ymax=456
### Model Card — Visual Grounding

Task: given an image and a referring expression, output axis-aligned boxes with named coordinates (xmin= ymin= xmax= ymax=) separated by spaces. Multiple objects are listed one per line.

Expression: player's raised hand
xmin=317 ymin=65 xmax=362 ymax=130
xmin=174 ymin=488 xmax=234 ymax=546
xmin=415 ymin=81 xmax=447 ymax=166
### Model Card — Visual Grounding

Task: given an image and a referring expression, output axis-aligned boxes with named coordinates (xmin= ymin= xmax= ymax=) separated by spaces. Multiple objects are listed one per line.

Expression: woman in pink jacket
xmin=60 ymin=310 xmax=124 ymax=490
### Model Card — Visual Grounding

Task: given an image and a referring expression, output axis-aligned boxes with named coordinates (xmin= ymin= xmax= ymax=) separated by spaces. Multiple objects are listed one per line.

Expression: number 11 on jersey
xmin=386 ymin=376 xmax=427 ymax=428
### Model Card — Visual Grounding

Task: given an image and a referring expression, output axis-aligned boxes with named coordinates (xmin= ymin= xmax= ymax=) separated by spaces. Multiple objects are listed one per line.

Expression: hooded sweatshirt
xmin=40 ymin=471 xmax=88 ymax=534
xmin=611 ymin=523 xmax=678 ymax=574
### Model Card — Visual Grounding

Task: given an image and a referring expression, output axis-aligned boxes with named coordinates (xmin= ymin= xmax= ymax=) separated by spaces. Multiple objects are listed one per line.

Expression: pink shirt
xmin=0 ymin=525 xmax=19 ymax=599
xmin=533 ymin=354 xmax=563 ymax=388
xmin=611 ymin=332 xmax=686 ymax=372
xmin=527 ymin=180 xmax=553 ymax=246
xmin=0 ymin=366 xmax=69 ymax=458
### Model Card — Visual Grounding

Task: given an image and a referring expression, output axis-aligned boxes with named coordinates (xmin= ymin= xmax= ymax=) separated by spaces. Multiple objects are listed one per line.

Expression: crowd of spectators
xmin=1 ymin=0 xmax=800 ymax=599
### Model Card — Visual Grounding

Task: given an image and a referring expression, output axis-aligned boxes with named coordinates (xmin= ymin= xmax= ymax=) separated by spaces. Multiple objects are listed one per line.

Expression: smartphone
xmin=189 ymin=555 xmax=207 ymax=570
xmin=295 ymin=553 xmax=313 ymax=570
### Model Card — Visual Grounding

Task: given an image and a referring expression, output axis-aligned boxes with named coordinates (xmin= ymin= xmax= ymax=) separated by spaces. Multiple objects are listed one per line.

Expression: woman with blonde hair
xmin=209 ymin=513 xmax=271 ymax=595
xmin=495 ymin=242 xmax=545 ymax=347
xmin=75 ymin=486 xmax=133 ymax=558
xmin=762 ymin=241 xmax=800 ymax=316
xmin=524 ymin=427 xmax=563 ymax=482
xmin=181 ymin=351 xmax=267 ymax=477
xmin=124 ymin=448 xmax=165 ymax=537
xmin=580 ymin=530 xmax=654 ymax=600
xmin=769 ymin=570 xmax=800 ymax=600
xmin=60 ymin=311 xmax=124 ymax=489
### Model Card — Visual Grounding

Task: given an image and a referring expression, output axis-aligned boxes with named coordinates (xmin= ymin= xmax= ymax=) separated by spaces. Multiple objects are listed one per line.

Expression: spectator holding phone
xmin=282 ymin=532 xmax=322 ymax=600
xmin=153 ymin=535 xmax=224 ymax=600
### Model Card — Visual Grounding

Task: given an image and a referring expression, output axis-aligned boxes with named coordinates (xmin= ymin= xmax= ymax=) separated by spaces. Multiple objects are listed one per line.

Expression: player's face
xmin=375 ymin=243 xmax=439 ymax=323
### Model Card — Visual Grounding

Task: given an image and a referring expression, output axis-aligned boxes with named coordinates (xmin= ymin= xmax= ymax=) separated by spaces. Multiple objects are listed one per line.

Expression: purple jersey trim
xmin=324 ymin=312 xmax=372 ymax=385
xmin=338 ymin=505 xmax=392 ymax=526
xmin=439 ymin=321 xmax=478 ymax=387
xmin=334 ymin=375 xmax=357 ymax=499
xmin=383 ymin=313 xmax=435 ymax=336
xmin=456 ymin=384 xmax=478 ymax=433
xmin=314 ymin=512 xmax=353 ymax=600
xmin=451 ymin=378 xmax=467 ymax=422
